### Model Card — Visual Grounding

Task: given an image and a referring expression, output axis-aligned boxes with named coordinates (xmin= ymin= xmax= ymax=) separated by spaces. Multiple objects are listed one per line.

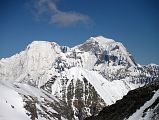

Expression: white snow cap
xmin=26 ymin=41 xmax=58 ymax=49
xmin=87 ymin=36 xmax=115 ymax=43
xmin=147 ymin=63 xmax=158 ymax=67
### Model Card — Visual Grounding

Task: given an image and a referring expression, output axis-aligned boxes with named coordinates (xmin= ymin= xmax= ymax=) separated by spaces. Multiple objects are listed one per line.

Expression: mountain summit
xmin=0 ymin=36 xmax=158 ymax=120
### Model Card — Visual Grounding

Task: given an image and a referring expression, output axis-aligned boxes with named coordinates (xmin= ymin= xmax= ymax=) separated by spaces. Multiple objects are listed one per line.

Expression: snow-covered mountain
xmin=0 ymin=36 xmax=158 ymax=120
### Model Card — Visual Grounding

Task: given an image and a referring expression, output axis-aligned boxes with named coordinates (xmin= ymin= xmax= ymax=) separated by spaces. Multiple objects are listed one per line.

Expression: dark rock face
xmin=21 ymin=90 xmax=70 ymax=120
xmin=23 ymin=95 xmax=38 ymax=120
xmin=85 ymin=80 xmax=159 ymax=120
xmin=41 ymin=75 xmax=106 ymax=119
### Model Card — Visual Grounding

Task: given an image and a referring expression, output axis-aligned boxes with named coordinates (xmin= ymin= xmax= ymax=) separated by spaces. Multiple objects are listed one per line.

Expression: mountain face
xmin=85 ymin=79 xmax=159 ymax=120
xmin=0 ymin=36 xmax=158 ymax=120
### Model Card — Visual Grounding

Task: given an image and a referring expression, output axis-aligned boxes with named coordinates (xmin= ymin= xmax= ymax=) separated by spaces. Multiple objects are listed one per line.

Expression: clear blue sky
xmin=0 ymin=0 xmax=159 ymax=65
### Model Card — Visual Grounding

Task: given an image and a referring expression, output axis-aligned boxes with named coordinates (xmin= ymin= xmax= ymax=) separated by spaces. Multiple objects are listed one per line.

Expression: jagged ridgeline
xmin=0 ymin=36 xmax=158 ymax=120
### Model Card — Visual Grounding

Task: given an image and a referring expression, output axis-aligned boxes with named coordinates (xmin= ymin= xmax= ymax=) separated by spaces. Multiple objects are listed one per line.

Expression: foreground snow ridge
xmin=0 ymin=81 xmax=30 ymax=120
xmin=0 ymin=80 xmax=67 ymax=120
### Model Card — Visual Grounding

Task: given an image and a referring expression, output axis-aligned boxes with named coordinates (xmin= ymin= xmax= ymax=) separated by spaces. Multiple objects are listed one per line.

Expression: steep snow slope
xmin=0 ymin=81 xmax=30 ymax=120
xmin=0 ymin=80 xmax=68 ymax=120
xmin=69 ymin=67 xmax=129 ymax=104
xmin=0 ymin=41 xmax=62 ymax=86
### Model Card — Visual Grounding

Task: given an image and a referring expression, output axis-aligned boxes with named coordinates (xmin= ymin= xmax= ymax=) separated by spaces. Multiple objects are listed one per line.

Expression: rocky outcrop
xmin=85 ymin=80 xmax=159 ymax=120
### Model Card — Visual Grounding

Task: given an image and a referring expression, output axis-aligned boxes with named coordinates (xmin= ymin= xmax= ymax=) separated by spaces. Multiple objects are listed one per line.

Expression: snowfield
xmin=0 ymin=81 xmax=30 ymax=120
xmin=0 ymin=80 xmax=67 ymax=120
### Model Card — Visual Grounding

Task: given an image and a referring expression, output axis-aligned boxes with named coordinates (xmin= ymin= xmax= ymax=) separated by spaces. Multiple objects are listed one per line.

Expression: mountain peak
xmin=25 ymin=41 xmax=62 ymax=55
xmin=86 ymin=36 xmax=115 ymax=44
xmin=27 ymin=41 xmax=58 ymax=49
